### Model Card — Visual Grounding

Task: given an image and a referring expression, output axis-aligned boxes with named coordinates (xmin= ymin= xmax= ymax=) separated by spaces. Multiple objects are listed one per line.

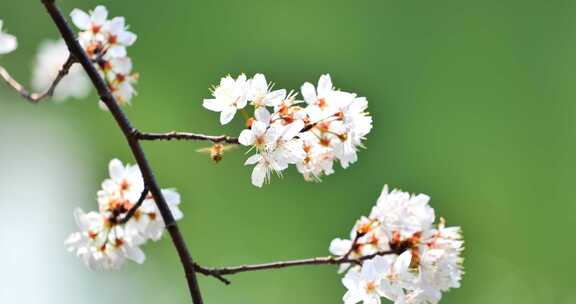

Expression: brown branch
xmin=39 ymin=1 xmax=204 ymax=303
xmin=118 ymin=185 xmax=149 ymax=224
xmin=0 ymin=55 xmax=75 ymax=103
xmin=195 ymin=250 xmax=396 ymax=285
xmin=135 ymin=130 xmax=239 ymax=144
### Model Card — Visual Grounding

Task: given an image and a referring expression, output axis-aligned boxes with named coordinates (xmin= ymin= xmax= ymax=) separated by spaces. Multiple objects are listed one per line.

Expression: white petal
xmin=282 ymin=120 xmax=304 ymax=141
xmin=0 ymin=33 xmax=17 ymax=54
xmin=343 ymin=290 xmax=363 ymax=304
xmin=162 ymin=189 xmax=180 ymax=206
xmin=263 ymin=89 xmax=286 ymax=106
xmin=252 ymin=121 xmax=268 ymax=136
xmin=329 ymin=238 xmax=352 ymax=256
xmin=395 ymin=250 xmax=412 ymax=274
xmin=91 ymin=5 xmax=108 ymax=25
xmin=73 ymin=208 xmax=88 ymax=230
xmin=265 ymin=126 xmax=281 ymax=144
xmin=107 ymin=17 xmax=125 ymax=33
xmin=70 ymin=9 xmax=91 ymax=30
xmin=250 ymin=73 xmax=267 ymax=92
xmin=244 ymin=154 xmax=262 ymax=165
xmin=118 ymin=31 xmax=137 ymax=46
xmin=202 ymin=99 xmax=223 ymax=112
xmin=106 ymin=45 xmax=127 ymax=58
xmin=317 ymin=74 xmax=333 ymax=96
xmin=254 ymin=107 xmax=271 ymax=124
xmin=170 ymin=205 xmax=184 ymax=221
xmin=251 ymin=163 xmax=266 ymax=187
xmin=238 ymin=129 xmax=255 ymax=146
xmin=235 ymin=95 xmax=248 ymax=109
xmin=219 ymin=107 xmax=236 ymax=125
xmin=301 ymin=82 xmax=316 ymax=104
xmin=111 ymin=57 xmax=132 ymax=74
xmin=124 ymin=245 xmax=146 ymax=264
xmin=108 ymin=159 xmax=125 ymax=180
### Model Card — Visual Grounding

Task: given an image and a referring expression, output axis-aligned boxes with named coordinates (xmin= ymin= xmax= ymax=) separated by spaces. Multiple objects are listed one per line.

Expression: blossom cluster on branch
xmin=203 ymin=73 xmax=373 ymax=187
xmin=65 ymin=159 xmax=183 ymax=270
xmin=329 ymin=186 xmax=464 ymax=304
xmin=70 ymin=5 xmax=138 ymax=107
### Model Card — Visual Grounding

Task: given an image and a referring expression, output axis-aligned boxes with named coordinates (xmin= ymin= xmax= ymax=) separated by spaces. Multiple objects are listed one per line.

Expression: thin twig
xmin=39 ymin=1 xmax=204 ymax=303
xmin=195 ymin=250 xmax=396 ymax=284
xmin=0 ymin=55 xmax=75 ymax=103
xmin=135 ymin=130 xmax=239 ymax=144
xmin=118 ymin=185 xmax=149 ymax=224
xmin=343 ymin=232 xmax=362 ymax=259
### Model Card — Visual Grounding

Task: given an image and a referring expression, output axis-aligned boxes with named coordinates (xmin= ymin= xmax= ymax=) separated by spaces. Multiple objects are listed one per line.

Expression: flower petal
xmin=317 ymin=74 xmax=333 ymax=96
xmin=244 ymin=154 xmax=262 ymax=165
xmin=70 ymin=9 xmax=91 ymax=30
xmin=91 ymin=5 xmax=108 ymax=25
xmin=264 ymin=89 xmax=286 ymax=106
xmin=0 ymin=32 xmax=17 ymax=54
xmin=301 ymin=82 xmax=316 ymax=104
xmin=251 ymin=163 xmax=266 ymax=187
xmin=238 ymin=129 xmax=255 ymax=146
xmin=220 ymin=107 xmax=236 ymax=124
xmin=202 ymin=99 xmax=223 ymax=112
xmin=254 ymin=107 xmax=271 ymax=124
xmin=108 ymin=158 xmax=125 ymax=180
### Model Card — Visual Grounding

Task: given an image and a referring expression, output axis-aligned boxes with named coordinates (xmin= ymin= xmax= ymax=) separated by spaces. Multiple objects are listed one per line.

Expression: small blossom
xmin=244 ymin=152 xmax=287 ymax=188
xmin=0 ymin=20 xmax=17 ymax=55
xmin=70 ymin=5 xmax=108 ymax=38
xmin=31 ymin=39 xmax=91 ymax=101
xmin=203 ymin=74 xmax=249 ymax=124
xmin=247 ymin=73 xmax=286 ymax=108
xmin=106 ymin=57 xmax=138 ymax=105
xmin=102 ymin=17 xmax=137 ymax=58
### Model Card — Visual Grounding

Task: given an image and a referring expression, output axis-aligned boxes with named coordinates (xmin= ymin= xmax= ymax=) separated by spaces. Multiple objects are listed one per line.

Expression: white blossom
xmin=0 ymin=20 xmax=17 ymax=55
xmin=31 ymin=39 xmax=91 ymax=101
xmin=66 ymin=159 xmax=184 ymax=270
xmin=101 ymin=17 xmax=137 ymax=58
xmin=203 ymin=74 xmax=249 ymax=124
xmin=247 ymin=73 xmax=286 ymax=108
xmin=332 ymin=186 xmax=464 ymax=304
xmin=301 ymin=74 xmax=338 ymax=122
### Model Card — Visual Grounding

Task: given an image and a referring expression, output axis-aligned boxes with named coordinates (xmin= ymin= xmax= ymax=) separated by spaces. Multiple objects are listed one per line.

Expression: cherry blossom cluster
xmin=70 ymin=5 xmax=138 ymax=107
xmin=65 ymin=159 xmax=183 ymax=270
xmin=203 ymin=73 xmax=373 ymax=187
xmin=329 ymin=185 xmax=464 ymax=304
xmin=0 ymin=20 xmax=17 ymax=55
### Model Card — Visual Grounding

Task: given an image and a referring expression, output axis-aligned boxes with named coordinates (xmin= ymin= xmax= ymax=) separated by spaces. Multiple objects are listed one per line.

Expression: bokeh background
xmin=1 ymin=0 xmax=575 ymax=303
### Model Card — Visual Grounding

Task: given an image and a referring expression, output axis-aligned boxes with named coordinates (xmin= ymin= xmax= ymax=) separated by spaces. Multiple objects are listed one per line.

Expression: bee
xmin=196 ymin=143 xmax=238 ymax=163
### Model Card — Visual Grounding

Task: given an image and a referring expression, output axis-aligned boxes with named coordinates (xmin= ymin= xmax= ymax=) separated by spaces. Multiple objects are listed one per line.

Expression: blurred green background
xmin=1 ymin=0 xmax=575 ymax=303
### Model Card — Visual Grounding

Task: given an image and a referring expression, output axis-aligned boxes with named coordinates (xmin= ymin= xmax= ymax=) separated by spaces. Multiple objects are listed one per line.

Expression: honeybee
xmin=196 ymin=143 xmax=238 ymax=163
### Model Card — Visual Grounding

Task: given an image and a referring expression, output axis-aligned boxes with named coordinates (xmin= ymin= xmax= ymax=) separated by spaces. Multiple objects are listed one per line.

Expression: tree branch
xmin=118 ymin=185 xmax=149 ymax=224
xmin=135 ymin=130 xmax=239 ymax=144
xmin=194 ymin=250 xmax=396 ymax=285
xmin=0 ymin=55 xmax=75 ymax=103
xmin=39 ymin=1 xmax=204 ymax=303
